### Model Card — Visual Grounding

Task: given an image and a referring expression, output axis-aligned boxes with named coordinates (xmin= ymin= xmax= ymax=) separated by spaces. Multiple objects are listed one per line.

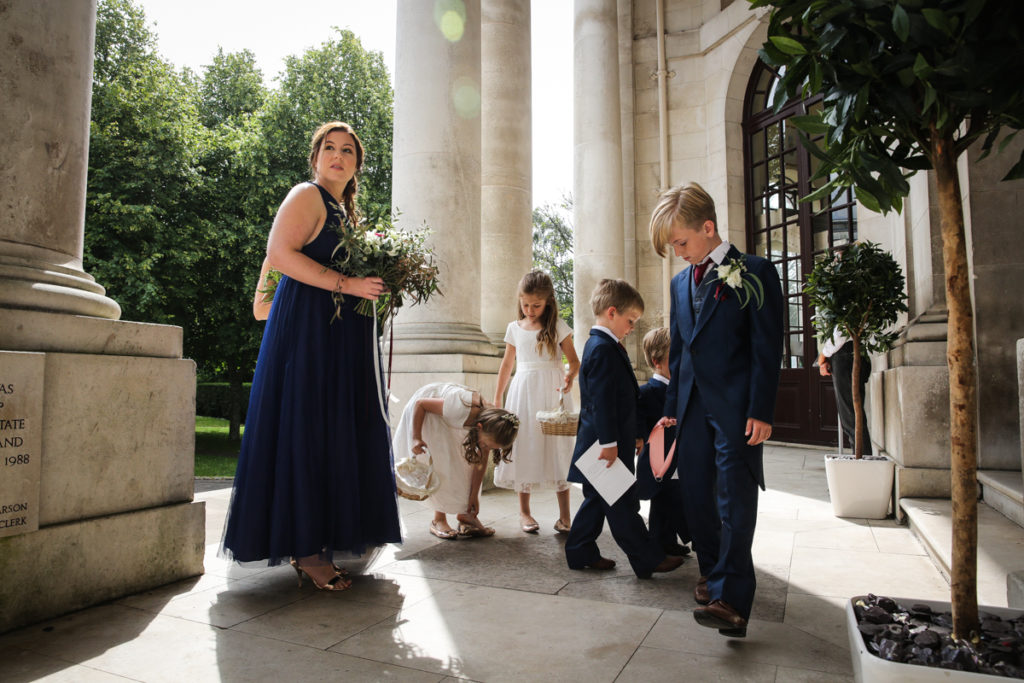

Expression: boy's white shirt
xmin=652 ymin=373 xmax=669 ymax=385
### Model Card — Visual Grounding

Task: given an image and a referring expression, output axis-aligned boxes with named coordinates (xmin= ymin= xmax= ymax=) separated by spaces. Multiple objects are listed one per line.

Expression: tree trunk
xmin=228 ymin=377 xmax=242 ymax=443
xmin=932 ymin=128 xmax=979 ymax=640
xmin=850 ymin=332 xmax=865 ymax=459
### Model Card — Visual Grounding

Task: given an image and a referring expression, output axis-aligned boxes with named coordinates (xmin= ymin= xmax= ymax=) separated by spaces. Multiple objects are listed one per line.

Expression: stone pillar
xmin=965 ymin=135 xmax=1024 ymax=471
xmin=480 ymin=0 xmax=533 ymax=343
xmin=390 ymin=0 xmax=500 ymax=416
xmin=0 ymin=1 xmax=119 ymax=320
xmin=0 ymin=1 xmax=203 ymax=633
xmin=572 ymin=0 xmax=625 ymax=352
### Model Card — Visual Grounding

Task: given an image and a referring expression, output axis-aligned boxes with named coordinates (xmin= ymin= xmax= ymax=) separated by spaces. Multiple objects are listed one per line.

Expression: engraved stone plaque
xmin=0 ymin=351 xmax=44 ymax=537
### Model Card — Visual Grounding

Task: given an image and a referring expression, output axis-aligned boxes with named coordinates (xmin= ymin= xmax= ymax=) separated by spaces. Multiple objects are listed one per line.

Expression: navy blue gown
xmin=223 ymin=183 xmax=402 ymax=565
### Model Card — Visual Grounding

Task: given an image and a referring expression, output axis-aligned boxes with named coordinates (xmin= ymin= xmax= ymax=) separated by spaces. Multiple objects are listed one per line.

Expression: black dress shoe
xmin=663 ymin=542 xmax=691 ymax=557
xmin=694 ymin=600 xmax=748 ymax=637
xmin=717 ymin=626 xmax=747 ymax=638
xmin=694 ymin=576 xmax=710 ymax=605
xmin=584 ymin=557 xmax=616 ymax=570
xmin=652 ymin=555 xmax=684 ymax=573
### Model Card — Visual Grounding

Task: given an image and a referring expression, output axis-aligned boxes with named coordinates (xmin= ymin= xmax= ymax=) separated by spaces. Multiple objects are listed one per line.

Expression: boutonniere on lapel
xmin=713 ymin=256 xmax=765 ymax=309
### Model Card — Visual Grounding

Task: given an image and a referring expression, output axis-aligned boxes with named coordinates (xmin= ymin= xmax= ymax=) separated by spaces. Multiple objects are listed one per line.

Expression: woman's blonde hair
xmin=308 ymin=121 xmax=364 ymax=225
xmin=649 ymin=182 xmax=717 ymax=257
xmin=517 ymin=270 xmax=561 ymax=360
xmin=462 ymin=408 xmax=519 ymax=465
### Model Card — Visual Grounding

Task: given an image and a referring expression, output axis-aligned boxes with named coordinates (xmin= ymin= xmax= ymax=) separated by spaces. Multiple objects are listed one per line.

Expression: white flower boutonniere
xmin=714 ymin=257 xmax=765 ymax=309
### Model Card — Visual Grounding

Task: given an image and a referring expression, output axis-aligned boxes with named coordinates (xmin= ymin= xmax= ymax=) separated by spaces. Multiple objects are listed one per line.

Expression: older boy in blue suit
xmin=564 ymin=279 xmax=684 ymax=578
xmin=649 ymin=183 xmax=783 ymax=637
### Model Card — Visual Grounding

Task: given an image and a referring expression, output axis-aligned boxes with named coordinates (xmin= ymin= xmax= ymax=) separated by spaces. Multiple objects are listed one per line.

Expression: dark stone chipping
xmin=854 ymin=595 xmax=1024 ymax=679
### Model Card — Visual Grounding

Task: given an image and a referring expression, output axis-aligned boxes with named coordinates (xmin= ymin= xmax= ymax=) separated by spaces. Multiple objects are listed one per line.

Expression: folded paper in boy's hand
xmin=576 ymin=440 xmax=635 ymax=505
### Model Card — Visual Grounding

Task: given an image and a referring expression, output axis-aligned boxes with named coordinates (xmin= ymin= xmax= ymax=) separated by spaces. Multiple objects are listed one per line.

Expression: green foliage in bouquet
xmin=257 ymin=268 xmax=282 ymax=303
xmin=329 ymin=208 xmax=442 ymax=323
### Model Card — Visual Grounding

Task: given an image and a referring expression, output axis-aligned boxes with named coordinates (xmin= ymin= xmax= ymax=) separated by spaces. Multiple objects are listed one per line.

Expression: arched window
xmin=744 ymin=60 xmax=858 ymax=445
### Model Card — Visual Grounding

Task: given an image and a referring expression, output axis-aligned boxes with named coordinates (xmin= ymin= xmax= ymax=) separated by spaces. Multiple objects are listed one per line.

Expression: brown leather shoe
xmin=585 ymin=557 xmax=616 ymax=570
xmin=694 ymin=576 xmax=710 ymax=605
xmin=652 ymin=555 xmax=684 ymax=573
xmin=694 ymin=600 xmax=747 ymax=637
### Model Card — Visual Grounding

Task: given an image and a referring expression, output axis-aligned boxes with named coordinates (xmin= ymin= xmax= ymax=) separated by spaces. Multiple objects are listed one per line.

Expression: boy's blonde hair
xmin=642 ymin=327 xmax=671 ymax=369
xmin=649 ymin=182 xmax=718 ymax=257
xmin=590 ymin=279 xmax=644 ymax=317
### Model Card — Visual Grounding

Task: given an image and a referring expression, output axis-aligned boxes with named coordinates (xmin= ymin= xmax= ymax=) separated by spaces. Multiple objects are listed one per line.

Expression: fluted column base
xmin=0 ymin=243 xmax=120 ymax=320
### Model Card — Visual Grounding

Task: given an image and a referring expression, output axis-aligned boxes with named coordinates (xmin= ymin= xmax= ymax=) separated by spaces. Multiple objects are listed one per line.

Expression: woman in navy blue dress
xmin=223 ymin=122 xmax=402 ymax=591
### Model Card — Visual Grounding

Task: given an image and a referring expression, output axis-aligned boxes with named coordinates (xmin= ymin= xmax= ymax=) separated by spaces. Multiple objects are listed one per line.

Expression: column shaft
xmin=481 ymin=0 xmax=533 ymax=342
xmin=573 ymin=0 xmax=625 ymax=351
xmin=0 ymin=0 xmax=119 ymax=319
xmin=392 ymin=0 xmax=494 ymax=356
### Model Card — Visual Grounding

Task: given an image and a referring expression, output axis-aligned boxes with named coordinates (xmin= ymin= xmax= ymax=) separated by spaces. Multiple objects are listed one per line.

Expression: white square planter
xmin=824 ymin=455 xmax=894 ymax=519
xmin=847 ymin=596 xmax=1024 ymax=681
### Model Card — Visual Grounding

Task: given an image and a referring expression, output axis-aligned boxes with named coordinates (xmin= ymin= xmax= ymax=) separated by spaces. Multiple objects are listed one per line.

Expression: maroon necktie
xmin=692 ymin=259 xmax=710 ymax=285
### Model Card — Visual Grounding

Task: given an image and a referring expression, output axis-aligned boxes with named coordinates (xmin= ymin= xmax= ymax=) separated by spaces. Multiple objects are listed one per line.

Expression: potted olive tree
xmin=805 ymin=242 xmax=907 ymax=518
xmin=753 ymin=0 xmax=1024 ymax=676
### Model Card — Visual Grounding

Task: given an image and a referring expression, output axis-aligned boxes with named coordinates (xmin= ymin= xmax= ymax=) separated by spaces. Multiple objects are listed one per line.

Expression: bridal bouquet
xmin=329 ymin=210 xmax=441 ymax=323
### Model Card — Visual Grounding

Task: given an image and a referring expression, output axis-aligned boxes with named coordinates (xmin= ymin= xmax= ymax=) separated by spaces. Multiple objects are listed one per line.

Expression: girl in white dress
xmin=494 ymin=271 xmax=581 ymax=534
xmin=392 ymin=382 xmax=520 ymax=539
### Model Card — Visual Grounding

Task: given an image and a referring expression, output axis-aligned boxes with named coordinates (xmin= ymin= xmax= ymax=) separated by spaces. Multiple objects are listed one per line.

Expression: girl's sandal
xmin=457 ymin=522 xmax=496 ymax=538
xmin=554 ymin=519 xmax=571 ymax=534
xmin=429 ymin=521 xmax=459 ymax=540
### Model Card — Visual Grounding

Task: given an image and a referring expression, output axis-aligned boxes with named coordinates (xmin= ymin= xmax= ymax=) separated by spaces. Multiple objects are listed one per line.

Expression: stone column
xmin=480 ymin=0 xmax=533 ymax=343
xmin=0 ymin=1 xmax=119 ymax=320
xmin=390 ymin=0 xmax=500 ymax=416
xmin=572 ymin=0 xmax=625 ymax=352
xmin=0 ymin=1 xmax=203 ymax=633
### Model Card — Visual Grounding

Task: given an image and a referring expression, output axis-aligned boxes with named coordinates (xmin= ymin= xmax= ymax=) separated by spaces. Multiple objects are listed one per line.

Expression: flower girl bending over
xmin=493 ymin=270 xmax=580 ymax=534
xmin=392 ymin=383 xmax=520 ymax=539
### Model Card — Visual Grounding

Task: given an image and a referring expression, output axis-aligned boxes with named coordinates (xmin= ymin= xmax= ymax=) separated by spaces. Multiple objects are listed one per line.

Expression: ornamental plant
xmin=330 ymin=208 xmax=441 ymax=323
xmin=751 ymin=0 xmax=1024 ymax=641
xmin=804 ymin=242 xmax=907 ymax=460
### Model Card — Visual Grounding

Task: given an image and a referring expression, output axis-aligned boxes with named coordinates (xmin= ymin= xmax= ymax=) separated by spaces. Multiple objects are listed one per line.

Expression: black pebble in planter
xmin=847 ymin=594 xmax=1024 ymax=680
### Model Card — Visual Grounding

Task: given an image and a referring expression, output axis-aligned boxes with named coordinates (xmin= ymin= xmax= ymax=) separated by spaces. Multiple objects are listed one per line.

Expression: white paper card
xmin=576 ymin=440 xmax=635 ymax=505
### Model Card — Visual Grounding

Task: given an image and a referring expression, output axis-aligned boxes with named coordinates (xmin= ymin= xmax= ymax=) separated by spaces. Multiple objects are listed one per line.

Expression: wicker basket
xmin=536 ymin=393 xmax=579 ymax=436
xmin=395 ymin=450 xmax=442 ymax=501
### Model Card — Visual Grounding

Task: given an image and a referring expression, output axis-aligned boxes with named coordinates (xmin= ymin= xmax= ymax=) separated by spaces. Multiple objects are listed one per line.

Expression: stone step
xmin=900 ymin=497 xmax=1024 ymax=609
xmin=978 ymin=469 xmax=1024 ymax=527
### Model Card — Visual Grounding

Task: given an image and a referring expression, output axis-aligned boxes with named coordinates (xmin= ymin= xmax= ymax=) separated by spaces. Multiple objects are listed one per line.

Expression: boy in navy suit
xmin=649 ymin=183 xmax=783 ymax=637
xmin=636 ymin=327 xmax=690 ymax=558
xmin=564 ymin=279 xmax=684 ymax=578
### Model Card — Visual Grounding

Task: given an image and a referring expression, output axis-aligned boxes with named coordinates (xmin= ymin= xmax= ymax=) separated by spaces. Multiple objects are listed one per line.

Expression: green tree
xmin=186 ymin=54 xmax=269 ymax=440
xmin=804 ymin=243 xmax=907 ymax=459
xmin=197 ymin=48 xmax=266 ymax=128
xmin=86 ymin=0 xmax=206 ymax=326
xmin=752 ymin=0 xmax=1024 ymax=639
xmin=532 ymin=195 xmax=574 ymax=327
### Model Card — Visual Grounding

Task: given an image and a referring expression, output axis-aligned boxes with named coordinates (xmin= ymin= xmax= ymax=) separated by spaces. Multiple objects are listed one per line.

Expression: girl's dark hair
xmin=517 ymin=270 xmax=561 ymax=359
xmin=462 ymin=408 xmax=520 ymax=465
xmin=308 ymin=121 xmax=364 ymax=225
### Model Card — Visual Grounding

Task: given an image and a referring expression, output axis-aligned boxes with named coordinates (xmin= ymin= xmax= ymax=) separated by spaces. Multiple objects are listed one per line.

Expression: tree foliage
xmin=753 ymin=0 xmax=1024 ymax=214
xmin=532 ymin=195 xmax=574 ymax=328
xmin=86 ymin=0 xmax=206 ymax=326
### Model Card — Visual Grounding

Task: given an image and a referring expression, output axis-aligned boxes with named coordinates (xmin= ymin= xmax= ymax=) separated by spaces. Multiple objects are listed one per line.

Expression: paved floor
xmin=0 ymin=445 xmax=966 ymax=682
